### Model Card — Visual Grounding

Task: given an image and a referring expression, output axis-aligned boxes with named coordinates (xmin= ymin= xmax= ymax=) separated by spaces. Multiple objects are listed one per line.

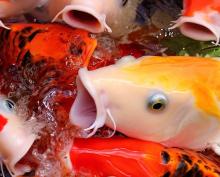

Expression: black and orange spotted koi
xmin=0 ymin=23 xmax=97 ymax=68
xmin=0 ymin=23 xmax=97 ymax=102
xmin=71 ymin=138 xmax=220 ymax=177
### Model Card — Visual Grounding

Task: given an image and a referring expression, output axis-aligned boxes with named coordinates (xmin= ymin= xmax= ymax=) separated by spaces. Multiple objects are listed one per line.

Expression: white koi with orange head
xmin=171 ymin=0 xmax=220 ymax=43
xmin=70 ymin=56 xmax=220 ymax=155
xmin=0 ymin=95 xmax=37 ymax=176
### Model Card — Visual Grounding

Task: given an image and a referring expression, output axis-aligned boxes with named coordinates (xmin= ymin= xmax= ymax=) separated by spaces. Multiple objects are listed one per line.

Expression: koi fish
xmin=0 ymin=23 xmax=97 ymax=68
xmin=70 ymin=55 xmax=220 ymax=155
xmin=71 ymin=138 xmax=220 ymax=177
xmin=0 ymin=95 xmax=37 ymax=176
xmin=33 ymin=0 xmax=140 ymax=35
xmin=171 ymin=0 xmax=220 ymax=43
xmin=0 ymin=0 xmax=47 ymax=29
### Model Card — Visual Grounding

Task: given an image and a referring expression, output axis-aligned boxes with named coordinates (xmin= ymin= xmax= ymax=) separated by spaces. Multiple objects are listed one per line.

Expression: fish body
xmin=70 ymin=56 xmax=220 ymax=155
xmin=0 ymin=23 xmax=97 ymax=68
xmin=0 ymin=95 xmax=37 ymax=176
xmin=183 ymin=0 xmax=220 ymax=16
xmin=172 ymin=0 xmax=220 ymax=43
xmin=71 ymin=138 xmax=220 ymax=177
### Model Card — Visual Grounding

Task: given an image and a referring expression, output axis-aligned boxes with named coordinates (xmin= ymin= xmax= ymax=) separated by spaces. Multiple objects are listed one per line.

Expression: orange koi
xmin=71 ymin=138 xmax=220 ymax=177
xmin=183 ymin=0 xmax=220 ymax=16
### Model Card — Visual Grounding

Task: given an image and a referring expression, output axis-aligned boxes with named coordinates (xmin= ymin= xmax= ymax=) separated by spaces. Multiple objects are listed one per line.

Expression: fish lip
xmin=171 ymin=12 xmax=220 ymax=43
xmin=53 ymin=5 xmax=112 ymax=33
xmin=69 ymin=68 xmax=107 ymax=137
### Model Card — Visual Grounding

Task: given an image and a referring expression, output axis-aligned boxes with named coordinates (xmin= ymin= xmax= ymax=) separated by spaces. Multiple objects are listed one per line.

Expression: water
xmin=1 ymin=0 xmax=220 ymax=176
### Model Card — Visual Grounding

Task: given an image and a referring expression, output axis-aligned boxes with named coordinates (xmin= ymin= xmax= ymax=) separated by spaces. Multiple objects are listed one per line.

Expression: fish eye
xmin=4 ymin=99 xmax=15 ymax=111
xmin=147 ymin=93 xmax=168 ymax=112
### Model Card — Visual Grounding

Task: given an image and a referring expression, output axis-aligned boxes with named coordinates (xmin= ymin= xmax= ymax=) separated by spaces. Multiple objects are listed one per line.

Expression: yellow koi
xmin=70 ymin=56 xmax=220 ymax=155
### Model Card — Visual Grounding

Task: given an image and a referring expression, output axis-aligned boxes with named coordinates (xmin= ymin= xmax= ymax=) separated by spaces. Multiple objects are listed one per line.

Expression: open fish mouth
xmin=69 ymin=68 xmax=107 ymax=137
xmin=53 ymin=5 xmax=112 ymax=33
xmin=66 ymin=10 xmax=102 ymax=30
xmin=180 ymin=22 xmax=217 ymax=41
xmin=171 ymin=12 xmax=220 ymax=43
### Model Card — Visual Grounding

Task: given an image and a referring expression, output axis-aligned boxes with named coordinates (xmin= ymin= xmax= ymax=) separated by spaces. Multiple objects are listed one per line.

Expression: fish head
xmin=171 ymin=0 xmax=220 ymax=43
xmin=0 ymin=95 xmax=37 ymax=175
xmin=70 ymin=56 xmax=220 ymax=150
xmin=51 ymin=0 xmax=129 ymax=33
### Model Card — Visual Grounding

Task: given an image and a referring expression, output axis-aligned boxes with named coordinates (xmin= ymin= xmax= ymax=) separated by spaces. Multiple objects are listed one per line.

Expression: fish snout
xmin=69 ymin=68 xmax=107 ymax=137
xmin=53 ymin=4 xmax=111 ymax=33
xmin=0 ymin=104 xmax=37 ymax=175
xmin=171 ymin=11 xmax=220 ymax=43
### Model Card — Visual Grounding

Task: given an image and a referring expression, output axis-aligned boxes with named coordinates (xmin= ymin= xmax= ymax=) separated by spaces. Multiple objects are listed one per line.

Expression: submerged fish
xmin=0 ymin=0 xmax=47 ymax=29
xmin=71 ymin=138 xmax=220 ymax=177
xmin=171 ymin=0 xmax=220 ymax=43
xmin=0 ymin=95 xmax=37 ymax=176
xmin=70 ymin=55 xmax=220 ymax=155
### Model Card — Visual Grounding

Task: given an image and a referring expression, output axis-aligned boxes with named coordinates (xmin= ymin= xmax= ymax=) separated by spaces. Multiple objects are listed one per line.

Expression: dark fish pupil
xmin=6 ymin=100 xmax=14 ymax=110
xmin=147 ymin=93 xmax=167 ymax=112
xmin=152 ymin=102 xmax=163 ymax=110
